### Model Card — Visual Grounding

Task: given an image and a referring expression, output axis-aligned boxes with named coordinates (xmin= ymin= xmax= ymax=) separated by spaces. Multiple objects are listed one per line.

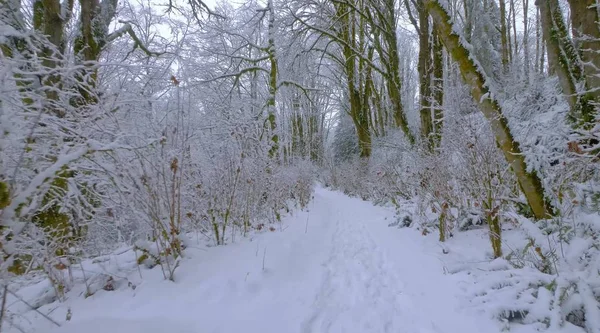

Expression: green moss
xmin=7 ymin=258 xmax=26 ymax=275
xmin=545 ymin=279 xmax=557 ymax=292
xmin=0 ymin=181 xmax=10 ymax=209
xmin=137 ymin=253 xmax=149 ymax=265
xmin=32 ymin=0 xmax=44 ymax=30
xmin=32 ymin=167 xmax=76 ymax=256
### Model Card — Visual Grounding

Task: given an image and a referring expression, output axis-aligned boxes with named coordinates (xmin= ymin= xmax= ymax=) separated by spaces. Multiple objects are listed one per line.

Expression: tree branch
xmin=403 ymin=0 xmax=421 ymax=35
xmin=289 ymin=9 xmax=387 ymax=77
xmin=107 ymin=21 xmax=164 ymax=56
xmin=191 ymin=66 xmax=269 ymax=85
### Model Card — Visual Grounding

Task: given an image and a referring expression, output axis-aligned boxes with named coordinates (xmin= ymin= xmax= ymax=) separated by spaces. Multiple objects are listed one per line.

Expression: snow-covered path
xmin=298 ymin=188 xmax=493 ymax=333
xmin=35 ymin=187 xmax=498 ymax=333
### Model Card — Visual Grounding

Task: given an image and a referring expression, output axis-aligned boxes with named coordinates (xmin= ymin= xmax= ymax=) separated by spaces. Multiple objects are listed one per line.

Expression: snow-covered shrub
xmin=284 ymin=159 xmax=317 ymax=210
xmin=327 ymin=129 xmax=418 ymax=205
xmin=0 ymin=29 xmax=141 ymax=294
xmin=464 ymin=207 xmax=600 ymax=332
xmin=452 ymin=73 xmax=600 ymax=332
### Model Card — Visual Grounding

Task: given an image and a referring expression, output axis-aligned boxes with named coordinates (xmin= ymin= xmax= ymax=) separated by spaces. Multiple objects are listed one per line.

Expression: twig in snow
xmin=0 ymin=285 xmax=8 ymax=333
xmin=133 ymin=248 xmax=143 ymax=280
xmin=262 ymin=247 xmax=267 ymax=271
xmin=305 ymin=211 xmax=310 ymax=234
xmin=79 ymin=261 xmax=91 ymax=297
xmin=4 ymin=288 xmax=61 ymax=327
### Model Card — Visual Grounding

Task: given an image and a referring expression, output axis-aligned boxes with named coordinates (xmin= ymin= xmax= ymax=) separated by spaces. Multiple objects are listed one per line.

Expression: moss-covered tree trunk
xmin=567 ymin=0 xmax=600 ymax=104
xmin=378 ymin=0 xmax=414 ymax=144
xmin=290 ymin=96 xmax=304 ymax=159
xmin=425 ymin=0 xmax=553 ymax=220
xmin=537 ymin=0 xmax=577 ymax=110
xmin=537 ymin=0 xmax=596 ymax=128
xmin=418 ymin=1 xmax=433 ymax=147
xmin=510 ymin=0 xmax=517 ymax=63
xmin=308 ymin=111 xmax=321 ymax=163
xmin=336 ymin=1 xmax=372 ymax=158
xmin=438 ymin=202 xmax=448 ymax=242
xmin=431 ymin=28 xmax=444 ymax=148
xmin=31 ymin=0 xmax=76 ymax=260
xmin=1 ymin=0 xmax=35 ymax=107
xmin=74 ymin=0 xmax=101 ymax=105
xmin=266 ymin=0 xmax=279 ymax=158
xmin=416 ymin=5 xmax=443 ymax=150
xmin=462 ymin=0 xmax=473 ymax=42
xmin=523 ymin=0 xmax=530 ymax=81
xmin=34 ymin=0 xmax=73 ymax=109
xmin=7 ymin=0 xmax=117 ymax=270
xmin=484 ymin=186 xmax=502 ymax=258
xmin=73 ymin=0 xmax=118 ymax=106
xmin=488 ymin=212 xmax=502 ymax=258
xmin=499 ymin=0 xmax=509 ymax=72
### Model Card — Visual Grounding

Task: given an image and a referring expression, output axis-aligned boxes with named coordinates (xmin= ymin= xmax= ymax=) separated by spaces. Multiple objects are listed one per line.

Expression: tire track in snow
xmin=302 ymin=205 xmax=417 ymax=333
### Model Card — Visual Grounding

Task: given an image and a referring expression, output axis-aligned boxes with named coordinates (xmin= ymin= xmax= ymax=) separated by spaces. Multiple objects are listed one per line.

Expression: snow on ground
xmin=9 ymin=187 xmax=546 ymax=333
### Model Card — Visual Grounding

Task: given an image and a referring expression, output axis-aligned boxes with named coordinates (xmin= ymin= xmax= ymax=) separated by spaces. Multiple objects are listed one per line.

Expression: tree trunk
xmin=418 ymin=1 xmax=433 ymax=147
xmin=537 ymin=0 xmax=596 ymax=127
xmin=33 ymin=0 xmax=72 ymax=112
xmin=432 ymin=28 xmax=444 ymax=148
xmin=510 ymin=0 xmax=518 ymax=64
xmin=1 ymin=0 xmax=35 ymax=105
xmin=425 ymin=0 xmax=553 ymax=220
xmin=487 ymin=206 xmax=502 ymax=258
xmin=267 ymin=0 xmax=279 ymax=158
xmin=567 ymin=0 xmax=600 ymax=105
xmin=463 ymin=0 xmax=473 ymax=42
xmin=535 ymin=6 xmax=541 ymax=73
xmin=336 ymin=2 xmax=372 ymax=158
xmin=368 ymin=0 xmax=414 ymax=143
xmin=537 ymin=0 xmax=577 ymax=107
xmin=523 ymin=0 xmax=530 ymax=82
xmin=499 ymin=0 xmax=510 ymax=72
xmin=382 ymin=0 xmax=414 ymax=144
xmin=74 ymin=0 xmax=117 ymax=106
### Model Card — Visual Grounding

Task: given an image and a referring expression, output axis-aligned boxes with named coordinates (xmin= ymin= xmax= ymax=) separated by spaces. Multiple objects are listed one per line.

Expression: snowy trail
xmin=34 ymin=187 xmax=497 ymax=333
xmin=299 ymin=189 xmax=492 ymax=333
xmin=302 ymin=192 xmax=411 ymax=333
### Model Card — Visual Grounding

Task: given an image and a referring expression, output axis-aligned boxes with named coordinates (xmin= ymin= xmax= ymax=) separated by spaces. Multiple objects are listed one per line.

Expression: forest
xmin=0 ymin=0 xmax=599 ymax=331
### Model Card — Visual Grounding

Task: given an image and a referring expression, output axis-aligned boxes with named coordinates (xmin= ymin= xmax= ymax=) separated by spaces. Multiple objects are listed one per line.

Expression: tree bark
xmin=432 ymin=28 xmax=444 ymax=148
xmin=382 ymin=0 xmax=414 ymax=144
xmin=266 ymin=0 xmax=279 ymax=158
xmin=510 ymin=0 xmax=518 ymax=64
xmin=336 ymin=2 xmax=372 ymax=158
xmin=537 ymin=0 xmax=577 ymax=106
xmin=463 ymin=0 xmax=473 ymax=42
xmin=523 ymin=0 xmax=530 ymax=82
xmin=537 ymin=0 xmax=596 ymax=127
xmin=32 ymin=0 xmax=73 ymax=111
xmin=567 ymin=0 xmax=600 ymax=105
xmin=535 ymin=6 xmax=541 ymax=73
xmin=499 ymin=0 xmax=510 ymax=72
xmin=418 ymin=1 xmax=434 ymax=147
xmin=368 ymin=0 xmax=414 ymax=143
xmin=425 ymin=0 xmax=553 ymax=220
